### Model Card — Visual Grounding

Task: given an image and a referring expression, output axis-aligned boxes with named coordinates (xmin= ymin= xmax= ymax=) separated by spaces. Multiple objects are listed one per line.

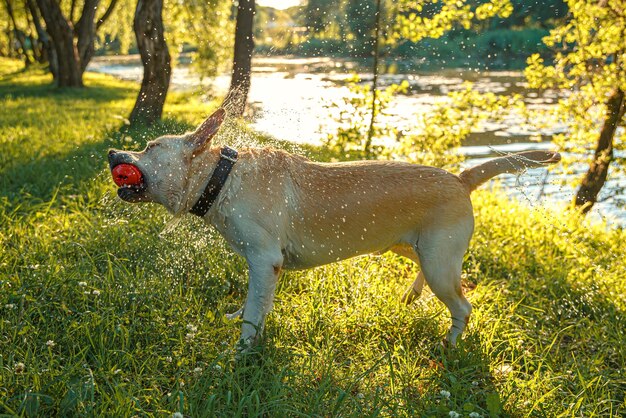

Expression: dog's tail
xmin=459 ymin=150 xmax=561 ymax=192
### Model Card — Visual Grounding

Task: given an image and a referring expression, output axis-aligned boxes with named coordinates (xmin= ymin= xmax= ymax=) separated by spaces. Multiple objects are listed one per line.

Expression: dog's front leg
xmin=239 ymin=250 xmax=283 ymax=349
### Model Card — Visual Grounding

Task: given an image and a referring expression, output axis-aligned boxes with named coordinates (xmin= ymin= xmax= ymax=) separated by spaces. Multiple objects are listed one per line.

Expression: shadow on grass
xmin=0 ymin=71 xmax=134 ymax=103
xmin=175 ymin=319 xmax=507 ymax=416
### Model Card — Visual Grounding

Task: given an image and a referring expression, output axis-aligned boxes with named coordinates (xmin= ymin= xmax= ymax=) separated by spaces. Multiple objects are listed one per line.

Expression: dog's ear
xmin=189 ymin=108 xmax=226 ymax=151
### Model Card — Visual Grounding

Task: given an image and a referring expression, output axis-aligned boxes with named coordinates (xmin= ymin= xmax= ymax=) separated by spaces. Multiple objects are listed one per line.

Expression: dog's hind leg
xmin=416 ymin=222 xmax=473 ymax=346
xmin=225 ymin=305 xmax=244 ymax=320
xmin=403 ymin=271 xmax=426 ymax=305
xmin=390 ymin=244 xmax=425 ymax=304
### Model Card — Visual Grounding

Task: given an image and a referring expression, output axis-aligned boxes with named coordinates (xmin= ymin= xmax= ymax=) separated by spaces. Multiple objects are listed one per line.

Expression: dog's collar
xmin=189 ymin=146 xmax=238 ymax=217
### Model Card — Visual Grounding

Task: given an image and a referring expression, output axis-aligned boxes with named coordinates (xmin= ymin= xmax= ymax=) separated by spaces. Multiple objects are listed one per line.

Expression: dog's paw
xmin=234 ymin=336 xmax=263 ymax=362
xmin=225 ymin=306 xmax=244 ymax=320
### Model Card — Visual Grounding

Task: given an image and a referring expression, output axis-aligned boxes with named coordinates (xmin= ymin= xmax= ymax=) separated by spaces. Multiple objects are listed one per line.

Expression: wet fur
xmin=109 ymin=109 xmax=561 ymax=348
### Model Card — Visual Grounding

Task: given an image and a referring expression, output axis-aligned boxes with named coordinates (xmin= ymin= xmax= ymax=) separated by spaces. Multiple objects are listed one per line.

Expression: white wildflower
xmin=78 ymin=281 xmax=87 ymax=287
xmin=449 ymin=412 xmax=460 ymax=418
xmin=356 ymin=392 xmax=365 ymax=399
xmin=166 ymin=356 xmax=173 ymax=363
xmin=440 ymin=389 xmax=451 ymax=399
xmin=193 ymin=367 xmax=203 ymax=373
xmin=172 ymin=413 xmax=184 ymax=418
xmin=212 ymin=364 xmax=222 ymax=371
xmin=469 ymin=412 xmax=482 ymax=418
xmin=5 ymin=304 xmax=15 ymax=309
xmin=186 ymin=324 xmax=198 ymax=333
xmin=92 ymin=290 xmax=101 ymax=296
xmin=46 ymin=340 xmax=56 ymax=347
xmin=185 ymin=333 xmax=195 ymax=342
xmin=14 ymin=362 xmax=26 ymax=374
xmin=496 ymin=363 xmax=513 ymax=376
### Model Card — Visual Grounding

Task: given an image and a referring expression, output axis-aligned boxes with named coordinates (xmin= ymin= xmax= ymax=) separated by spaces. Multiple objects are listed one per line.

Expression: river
xmin=88 ymin=55 xmax=624 ymax=227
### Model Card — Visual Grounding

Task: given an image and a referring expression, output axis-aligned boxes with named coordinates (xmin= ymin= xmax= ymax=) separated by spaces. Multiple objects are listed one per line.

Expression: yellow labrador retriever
xmin=108 ymin=108 xmax=561 ymax=348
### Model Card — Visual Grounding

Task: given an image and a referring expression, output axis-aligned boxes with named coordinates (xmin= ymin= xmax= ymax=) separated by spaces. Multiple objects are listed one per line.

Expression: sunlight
xmin=257 ymin=0 xmax=302 ymax=9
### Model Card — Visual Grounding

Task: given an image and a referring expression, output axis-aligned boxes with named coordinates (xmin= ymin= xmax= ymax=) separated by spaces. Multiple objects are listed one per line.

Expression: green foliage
xmin=303 ymin=0 xmax=335 ymax=33
xmin=325 ymin=78 xmax=522 ymax=168
xmin=96 ymin=0 xmax=135 ymax=55
xmin=504 ymin=0 xmax=568 ymax=28
xmin=472 ymin=28 xmax=550 ymax=64
xmin=0 ymin=0 xmax=232 ymax=80
xmin=254 ymin=5 xmax=301 ymax=51
xmin=345 ymin=0 xmax=379 ymax=55
xmin=523 ymin=0 xmax=626 ymax=186
xmin=1 ymin=59 xmax=625 ymax=416
xmin=165 ymin=0 xmax=233 ymax=78
xmin=324 ymin=75 xmax=408 ymax=160
xmin=397 ymin=83 xmax=523 ymax=167
xmin=258 ymin=0 xmax=567 ymax=69
xmin=393 ymin=27 xmax=551 ymax=69
xmin=394 ymin=0 xmax=514 ymax=43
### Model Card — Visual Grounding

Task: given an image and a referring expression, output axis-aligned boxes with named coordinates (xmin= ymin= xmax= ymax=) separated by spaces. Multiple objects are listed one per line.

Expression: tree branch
xmin=96 ymin=0 xmax=118 ymax=31
xmin=70 ymin=0 xmax=77 ymax=24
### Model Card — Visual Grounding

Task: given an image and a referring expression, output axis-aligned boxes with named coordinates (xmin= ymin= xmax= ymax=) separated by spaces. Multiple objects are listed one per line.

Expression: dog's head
xmin=108 ymin=108 xmax=226 ymax=212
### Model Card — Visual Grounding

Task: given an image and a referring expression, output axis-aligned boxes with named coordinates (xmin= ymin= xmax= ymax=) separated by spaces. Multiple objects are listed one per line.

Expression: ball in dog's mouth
xmin=111 ymin=163 xmax=146 ymax=201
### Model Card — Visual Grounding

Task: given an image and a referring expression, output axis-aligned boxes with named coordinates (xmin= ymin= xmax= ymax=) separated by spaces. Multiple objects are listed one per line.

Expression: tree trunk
xmin=129 ymin=0 xmax=171 ymax=125
xmin=23 ymin=4 xmax=41 ymax=62
xmin=365 ymin=0 xmax=382 ymax=158
xmin=574 ymin=88 xmax=625 ymax=213
xmin=36 ymin=0 xmax=85 ymax=87
xmin=26 ymin=0 xmax=54 ymax=67
xmin=225 ymin=0 xmax=255 ymax=118
xmin=96 ymin=0 xmax=118 ymax=30
xmin=75 ymin=0 xmax=99 ymax=73
xmin=35 ymin=0 xmax=107 ymax=87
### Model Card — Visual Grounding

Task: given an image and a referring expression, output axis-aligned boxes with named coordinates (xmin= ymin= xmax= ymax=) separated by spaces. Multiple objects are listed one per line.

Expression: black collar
xmin=189 ymin=146 xmax=238 ymax=217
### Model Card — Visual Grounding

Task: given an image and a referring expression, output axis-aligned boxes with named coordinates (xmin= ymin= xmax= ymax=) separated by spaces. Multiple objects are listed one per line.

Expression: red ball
xmin=112 ymin=164 xmax=143 ymax=187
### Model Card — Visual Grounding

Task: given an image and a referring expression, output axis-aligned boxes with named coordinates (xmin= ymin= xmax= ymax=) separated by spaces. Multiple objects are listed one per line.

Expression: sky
xmin=257 ymin=0 xmax=302 ymax=10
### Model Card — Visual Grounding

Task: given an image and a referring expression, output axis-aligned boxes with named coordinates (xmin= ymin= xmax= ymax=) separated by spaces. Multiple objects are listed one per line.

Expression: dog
xmin=108 ymin=108 xmax=561 ymax=348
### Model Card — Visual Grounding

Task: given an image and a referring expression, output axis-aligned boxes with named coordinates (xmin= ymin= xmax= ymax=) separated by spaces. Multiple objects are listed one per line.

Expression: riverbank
xmin=1 ymin=59 xmax=624 ymax=416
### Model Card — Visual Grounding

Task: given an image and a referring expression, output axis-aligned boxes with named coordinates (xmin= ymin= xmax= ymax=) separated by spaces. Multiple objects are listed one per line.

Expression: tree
xmin=35 ymin=0 xmax=118 ymax=87
xmin=525 ymin=0 xmax=626 ymax=214
xmin=129 ymin=0 xmax=171 ymax=125
xmin=25 ymin=0 xmax=54 ymax=67
xmin=393 ymin=0 xmax=513 ymax=43
xmin=304 ymin=0 xmax=333 ymax=34
xmin=225 ymin=0 xmax=255 ymax=118
xmin=3 ymin=0 xmax=32 ymax=65
xmin=166 ymin=0 xmax=233 ymax=79
xmin=364 ymin=0 xmax=382 ymax=157
xmin=346 ymin=0 xmax=378 ymax=56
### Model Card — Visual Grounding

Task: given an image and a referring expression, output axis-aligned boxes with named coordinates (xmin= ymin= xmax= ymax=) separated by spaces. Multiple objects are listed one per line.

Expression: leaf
xmin=486 ymin=392 xmax=502 ymax=416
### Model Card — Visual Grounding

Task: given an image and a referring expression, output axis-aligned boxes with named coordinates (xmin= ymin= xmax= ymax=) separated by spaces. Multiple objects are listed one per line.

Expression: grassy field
xmin=1 ymin=58 xmax=625 ymax=417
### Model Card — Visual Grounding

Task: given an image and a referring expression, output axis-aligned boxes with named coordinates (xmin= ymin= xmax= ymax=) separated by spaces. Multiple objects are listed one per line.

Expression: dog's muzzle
xmin=108 ymin=149 xmax=148 ymax=202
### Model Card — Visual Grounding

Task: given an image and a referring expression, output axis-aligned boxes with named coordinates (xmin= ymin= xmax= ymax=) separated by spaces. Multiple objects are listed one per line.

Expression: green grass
xmin=1 ymin=57 xmax=625 ymax=417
